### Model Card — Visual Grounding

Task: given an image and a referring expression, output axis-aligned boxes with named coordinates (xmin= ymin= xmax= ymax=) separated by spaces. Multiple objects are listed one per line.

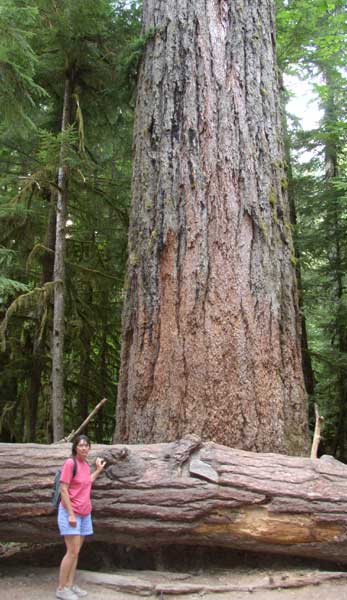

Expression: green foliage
xmin=0 ymin=0 xmax=47 ymax=129
xmin=0 ymin=0 xmax=140 ymax=443
xmin=2 ymin=0 xmax=345 ymax=456
xmin=0 ymin=276 xmax=30 ymax=305
xmin=278 ymin=0 xmax=347 ymax=460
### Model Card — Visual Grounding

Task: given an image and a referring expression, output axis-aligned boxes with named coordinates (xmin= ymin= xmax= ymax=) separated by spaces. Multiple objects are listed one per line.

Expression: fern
xmin=0 ymin=248 xmax=30 ymax=304
xmin=0 ymin=277 xmax=30 ymax=298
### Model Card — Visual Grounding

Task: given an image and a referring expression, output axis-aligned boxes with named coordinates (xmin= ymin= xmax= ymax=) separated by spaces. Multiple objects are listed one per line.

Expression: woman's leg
xmin=58 ymin=535 xmax=82 ymax=589
xmin=66 ymin=536 xmax=85 ymax=587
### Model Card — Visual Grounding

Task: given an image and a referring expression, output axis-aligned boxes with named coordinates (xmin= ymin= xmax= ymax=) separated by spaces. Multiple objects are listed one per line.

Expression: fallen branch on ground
xmin=79 ymin=569 xmax=347 ymax=595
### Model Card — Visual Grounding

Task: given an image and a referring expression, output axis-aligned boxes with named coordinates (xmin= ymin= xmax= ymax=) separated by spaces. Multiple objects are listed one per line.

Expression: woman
xmin=56 ymin=434 xmax=106 ymax=600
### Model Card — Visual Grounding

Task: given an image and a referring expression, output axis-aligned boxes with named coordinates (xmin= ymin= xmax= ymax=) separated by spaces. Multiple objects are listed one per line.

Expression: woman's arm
xmin=91 ymin=457 xmax=106 ymax=484
xmin=60 ymin=482 xmax=77 ymax=526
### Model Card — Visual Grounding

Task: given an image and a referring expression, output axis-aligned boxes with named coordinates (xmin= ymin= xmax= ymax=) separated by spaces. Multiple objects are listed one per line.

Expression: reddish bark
xmin=115 ymin=0 xmax=308 ymax=454
xmin=1 ymin=438 xmax=347 ymax=564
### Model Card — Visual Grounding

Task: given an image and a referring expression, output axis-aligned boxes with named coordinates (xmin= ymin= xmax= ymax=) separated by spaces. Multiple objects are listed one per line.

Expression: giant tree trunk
xmin=114 ymin=0 xmax=309 ymax=454
xmin=1 ymin=437 xmax=347 ymax=564
xmin=52 ymin=76 xmax=72 ymax=441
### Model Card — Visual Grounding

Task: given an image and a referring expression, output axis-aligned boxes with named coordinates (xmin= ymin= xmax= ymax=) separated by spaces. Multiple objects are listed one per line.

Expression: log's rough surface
xmin=1 ymin=437 xmax=347 ymax=564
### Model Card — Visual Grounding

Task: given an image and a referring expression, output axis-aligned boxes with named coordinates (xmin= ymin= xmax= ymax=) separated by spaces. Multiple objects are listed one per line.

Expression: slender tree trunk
xmin=334 ymin=269 xmax=347 ymax=460
xmin=114 ymin=0 xmax=309 ymax=454
xmin=52 ymin=77 xmax=72 ymax=441
xmin=320 ymin=65 xmax=347 ymax=461
xmin=331 ymin=193 xmax=347 ymax=461
xmin=283 ymin=118 xmax=315 ymax=397
xmin=95 ymin=327 xmax=108 ymax=442
xmin=0 ymin=351 xmax=18 ymax=441
xmin=78 ymin=287 xmax=93 ymax=425
xmin=24 ymin=199 xmax=56 ymax=442
xmin=78 ymin=344 xmax=91 ymax=424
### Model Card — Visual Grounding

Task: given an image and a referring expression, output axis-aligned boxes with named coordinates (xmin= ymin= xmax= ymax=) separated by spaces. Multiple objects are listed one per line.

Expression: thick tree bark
xmin=1 ymin=437 xmax=347 ymax=564
xmin=114 ymin=0 xmax=309 ymax=454
xmin=52 ymin=76 xmax=72 ymax=441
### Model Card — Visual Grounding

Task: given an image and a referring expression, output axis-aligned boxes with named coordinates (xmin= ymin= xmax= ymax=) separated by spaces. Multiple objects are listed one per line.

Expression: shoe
xmin=71 ymin=584 xmax=88 ymax=597
xmin=56 ymin=588 xmax=78 ymax=600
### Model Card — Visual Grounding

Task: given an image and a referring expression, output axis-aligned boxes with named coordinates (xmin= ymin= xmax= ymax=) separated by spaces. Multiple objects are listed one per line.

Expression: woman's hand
xmin=95 ymin=457 xmax=106 ymax=472
xmin=91 ymin=457 xmax=106 ymax=483
xmin=68 ymin=513 xmax=77 ymax=527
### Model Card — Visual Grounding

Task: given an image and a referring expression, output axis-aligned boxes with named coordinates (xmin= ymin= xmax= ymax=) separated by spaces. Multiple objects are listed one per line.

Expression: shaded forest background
xmin=0 ymin=0 xmax=346 ymax=459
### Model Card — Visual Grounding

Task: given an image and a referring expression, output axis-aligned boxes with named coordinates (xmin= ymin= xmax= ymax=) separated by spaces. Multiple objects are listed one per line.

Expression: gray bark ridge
xmin=1 ymin=437 xmax=347 ymax=564
xmin=52 ymin=76 xmax=73 ymax=441
xmin=115 ymin=0 xmax=309 ymax=454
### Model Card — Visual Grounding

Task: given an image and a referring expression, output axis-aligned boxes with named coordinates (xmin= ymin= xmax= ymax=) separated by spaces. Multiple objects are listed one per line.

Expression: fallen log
xmin=1 ymin=435 xmax=347 ymax=564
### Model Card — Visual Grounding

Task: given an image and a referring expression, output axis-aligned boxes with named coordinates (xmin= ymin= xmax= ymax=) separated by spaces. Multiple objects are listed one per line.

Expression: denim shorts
xmin=58 ymin=504 xmax=93 ymax=536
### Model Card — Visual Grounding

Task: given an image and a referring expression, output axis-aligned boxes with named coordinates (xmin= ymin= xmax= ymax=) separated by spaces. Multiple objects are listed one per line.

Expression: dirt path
xmin=2 ymin=566 xmax=347 ymax=600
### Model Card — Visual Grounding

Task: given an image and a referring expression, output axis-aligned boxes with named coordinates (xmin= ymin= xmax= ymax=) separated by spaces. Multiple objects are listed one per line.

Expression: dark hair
xmin=72 ymin=434 xmax=91 ymax=456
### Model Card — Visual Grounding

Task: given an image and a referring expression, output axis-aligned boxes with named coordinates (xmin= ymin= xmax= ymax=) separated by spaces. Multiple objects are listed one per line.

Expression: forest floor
xmin=2 ymin=564 xmax=347 ymax=600
xmin=0 ymin=565 xmax=347 ymax=600
xmin=2 ymin=544 xmax=347 ymax=600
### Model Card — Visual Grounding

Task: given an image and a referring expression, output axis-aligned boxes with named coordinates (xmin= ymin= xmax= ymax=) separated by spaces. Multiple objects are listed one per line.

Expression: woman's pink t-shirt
xmin=60 ymin=457 xmax=92 ymax=516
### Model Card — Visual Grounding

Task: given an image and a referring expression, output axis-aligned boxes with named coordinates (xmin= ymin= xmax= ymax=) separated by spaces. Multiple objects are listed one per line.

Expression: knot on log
xmin=101 ymin=446 xmax=147 ymax=481
xmin=172 ymin=435 xmax=202 ymax=466
xmin=103 ymin=447 xmax=129 ymax=462
xmin=102 ymin=447 xmax=129 ymax=480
